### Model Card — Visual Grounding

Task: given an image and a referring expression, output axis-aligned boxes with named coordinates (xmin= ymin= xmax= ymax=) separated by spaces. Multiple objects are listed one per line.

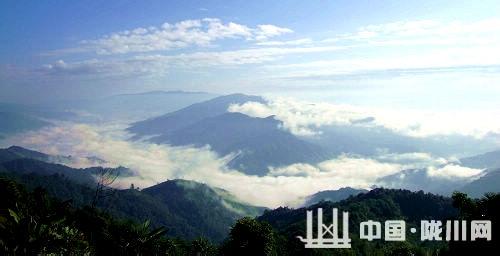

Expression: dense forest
xmin=1 ymin=172 xmax=498 ymax=255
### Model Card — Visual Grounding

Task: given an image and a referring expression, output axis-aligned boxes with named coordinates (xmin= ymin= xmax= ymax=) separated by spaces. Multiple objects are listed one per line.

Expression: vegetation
xmin=1 ymin=175 xmax=499 ymax=255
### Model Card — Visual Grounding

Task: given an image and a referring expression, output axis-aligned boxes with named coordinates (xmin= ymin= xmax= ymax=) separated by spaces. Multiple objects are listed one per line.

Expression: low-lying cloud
xmin=3 ymin=123 xmax=484 ymax=208
xmin=228 ymin=97 xmax=500 ymax=139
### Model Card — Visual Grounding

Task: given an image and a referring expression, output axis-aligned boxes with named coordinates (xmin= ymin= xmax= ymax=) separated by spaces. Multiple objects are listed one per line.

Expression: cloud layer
xmin=59 ymin=18 xmax=292 ymax=55
xmin=3 ymin=122 xmax=485 ymax=208
xmin=229 ymin=97 xmax=500 ymax=138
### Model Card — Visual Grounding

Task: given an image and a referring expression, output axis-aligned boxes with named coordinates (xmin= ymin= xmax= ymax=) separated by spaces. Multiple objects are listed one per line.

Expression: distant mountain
xmin=0 ymin=145 xmax=109 ymax=169
xmin=460 ymin=149 xmax=500 ymax=170
xmin=151 ymin=112 xmax=329 ymax=175
xmin=128 ymin=94 xmax=331 ymax=175
xmin=128 ymin=93 xmax=265 ymax=136
xmin=301 ymin=187 xmax=368 ymax=206
xmin=308 ymin=124 xmax=497 ymax=158
xmin=376 ymin=168 xmax=471 ymax=196
xmin=0 ymin=91 xmax=216 ymax=124
xmin=460 ymin=169 xmax=500 ymax=197
xmin=0 ymin=158 xmax=96 ymax=185
xmin=0 ymin=146 xmax=133 ymax=184
xmin=0 ymin=111 xmax=49 ymax=135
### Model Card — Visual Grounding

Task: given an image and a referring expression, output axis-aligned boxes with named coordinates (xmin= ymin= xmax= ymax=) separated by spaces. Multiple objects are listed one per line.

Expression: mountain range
xmin=459 ymin=149 xmax=500 ymax=170
xmin=128 ymin=94 xmax=331 ymax=175
xmin=0 ymin=146 xmax=265 ymax=242
xmin=301 ymin=187 xmax=368 ymax=206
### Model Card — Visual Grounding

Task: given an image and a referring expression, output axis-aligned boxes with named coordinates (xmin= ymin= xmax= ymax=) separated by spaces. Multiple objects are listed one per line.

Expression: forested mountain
xmin=0 ymin=147 xmax=266 ymax=242
xmin=259 ymin=188 xmax=459 ymax=255
xmin=302 ymin=187 xmax=368 ymax=206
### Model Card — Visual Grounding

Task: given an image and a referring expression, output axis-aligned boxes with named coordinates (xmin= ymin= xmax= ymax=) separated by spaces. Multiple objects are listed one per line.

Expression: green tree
xmin=222 ymin=217 xmax=277 ymax=256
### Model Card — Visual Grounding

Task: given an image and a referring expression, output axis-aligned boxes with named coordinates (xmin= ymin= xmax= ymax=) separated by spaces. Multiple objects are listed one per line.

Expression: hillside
xmin=258 ymin=188 xmax=458 ymax=255
xmin=460 ymin=149 xmax=500 ymax=170
xmin=128 ymin=93 xmax=265 ymax=136
xmin=460 ymin=169 xmax=500 ymax=197
xmin=0 ymin=147 xmax=266 ymax=242
xmin=152 ymin=112 xmax=329 ymax=175
xmin=302 ymin=187 xmax=368 ymax=206
xmin=128 ymin=94 xmax=330 ymax=175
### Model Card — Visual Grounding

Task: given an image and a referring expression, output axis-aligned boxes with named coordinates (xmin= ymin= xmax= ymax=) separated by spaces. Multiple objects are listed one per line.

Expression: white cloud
xmin=5 ymin=122 xmax=489 ymax=207
xmin=228 ymin=96 xmax=500 ymax=138
xmin=62 ymin=18 xmax=292 ymax=55
xmin=256 ymin=38 xmax=313 ymax=46
xmin=254 ymin=24 xmax=293 ymax=41
xmin=332 ymin=18 xmax=500 ymax=44
xmin=40 ymin=45 xmax=344 ymax=78
xmin=426 ymin=164 xmax=484 ymax=180
xmin=7 ymin=123 xmax=381 ymax=207
xmin=265 ymin=46 xmax=500 ymax=80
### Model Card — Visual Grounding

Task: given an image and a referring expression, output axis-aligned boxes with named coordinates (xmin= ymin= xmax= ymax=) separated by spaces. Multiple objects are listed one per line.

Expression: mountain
xmin=376 ymin=168 xmax=472 ymax=196
xmin=0 ymin=145 xmax=59 ymax=163
xmin=0 ymin=91 xmax=216 ymax=124
xmin=128 ymin=93 xmax=265 ymax=136
xmin=0 ymin=147 xmax=266 ymax=242
xmin=308 ymin=124 xmax=497 ymax=158
xmin=152 ymin=112 xmax=329 ymax=175
xmin=459 ymin=149 xmax=500 ymax=170
xmin=258 ymin=188 xmax=458 ymax=255
xmin=0 ymin=145 xmax=109 ymax=169
xmin=128 ymin=94 xmax=330 ymax=175
xmin=460 ymin=169 xmax=500 ymax=197
xmin=141 ymin=179 xmax=266 ymax=240
xmin=1 ymin=171 xmax=265 ymax=242
xmin=0 ymin=111 xmax=49 ymax=135
xmin=0 ymin=145 xmax=135 ymax=184
xmin=301 ymin=187 xmax=368 ymax=206
xmin=0 ymin=158 xmax=96 ymax=185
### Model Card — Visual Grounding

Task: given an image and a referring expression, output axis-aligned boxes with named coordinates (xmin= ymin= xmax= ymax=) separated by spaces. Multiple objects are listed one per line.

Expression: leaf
xmin=8 ymin=209 xmax=20 ymax=223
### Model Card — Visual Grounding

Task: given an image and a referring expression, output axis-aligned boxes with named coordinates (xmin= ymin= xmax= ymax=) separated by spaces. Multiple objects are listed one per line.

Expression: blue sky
xmin=1 ymin=0 xmax=500 ymax=109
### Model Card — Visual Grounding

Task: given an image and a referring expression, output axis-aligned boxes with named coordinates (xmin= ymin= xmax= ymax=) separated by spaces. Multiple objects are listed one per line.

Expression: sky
xmin=2 ymin=0 xmax=500 ymax=111
xmin=2 ymin=0 xmax=500 ymax=207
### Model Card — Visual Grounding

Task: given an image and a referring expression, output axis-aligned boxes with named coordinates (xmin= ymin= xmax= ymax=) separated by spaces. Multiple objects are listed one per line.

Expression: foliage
xmin=0 ymin=177 xmax=218 ymax=255
xmin=221 ymin=217 xmax=277 ymax=256
xmin=444 ymin=192 xmax=500 ymax=255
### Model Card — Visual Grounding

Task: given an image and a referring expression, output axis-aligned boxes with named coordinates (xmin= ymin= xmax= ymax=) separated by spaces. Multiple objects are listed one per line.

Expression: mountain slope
xmin=460 ymin=169 xmax=500 ymax=197
xmin=460 ymin=149 xmax=500 ymax=170
xmin=142 ymin=179 xmax=266 ymax=240
xmin=127 ymin=93 xmax=265 ymax=136
xmin=0 ymin=149 xmax=266 ymax=242
xmin=302 ymin=187 xmax=368 ymax=206
xmin=0 ymin=158 xmax=96 ymax=185
xmin=258 ymin=188 xmax=457 ymax=255
xmin=152 ymin=112 xmax=329 ymax=175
